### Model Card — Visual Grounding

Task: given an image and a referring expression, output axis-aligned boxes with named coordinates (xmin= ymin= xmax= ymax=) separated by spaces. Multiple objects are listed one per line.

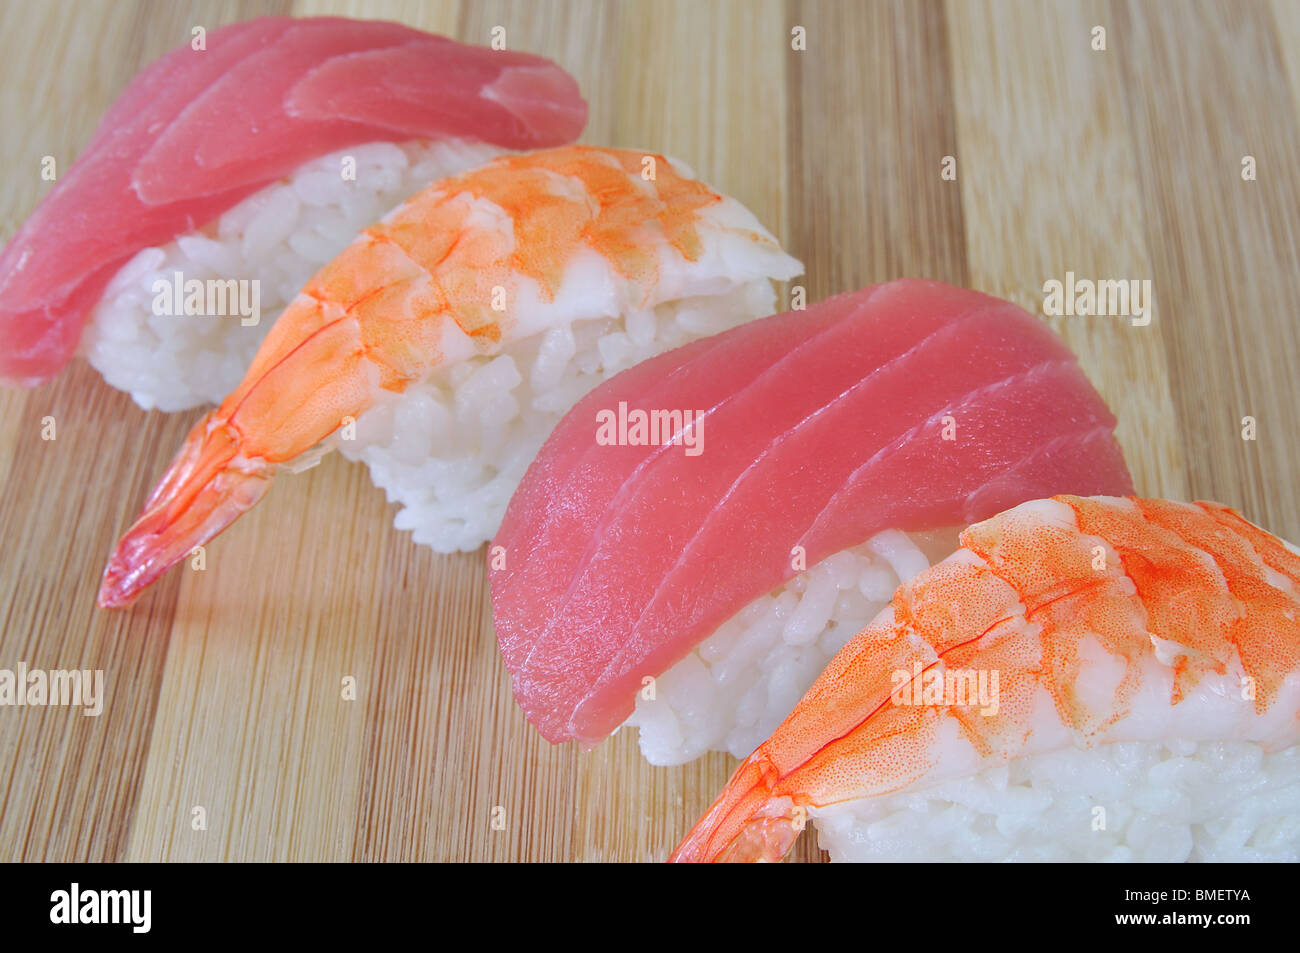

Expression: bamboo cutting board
xmin=1 ymin=0 xmax=1298 ymax=863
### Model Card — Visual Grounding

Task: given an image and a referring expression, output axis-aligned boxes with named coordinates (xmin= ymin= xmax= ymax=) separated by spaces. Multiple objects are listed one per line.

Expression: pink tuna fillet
xmin=0 ymin=16 xmax=587 ymax=386
xmin=490 ymin=279 xmax=1135 ymax=745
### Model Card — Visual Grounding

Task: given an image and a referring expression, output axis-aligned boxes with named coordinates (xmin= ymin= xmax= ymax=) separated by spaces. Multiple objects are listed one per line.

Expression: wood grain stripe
xmin=0 ymin=366 xmax=194 ymax=860
xmin=1115 ymin=0 xmax=1300 ymax=540
xmin=786 ymin=0 xmax=968 ymax=300
xmin=0 ymin=0 xmax=292 ymax=864
xmin=945 ymin=0 xmax=1188 ymax=501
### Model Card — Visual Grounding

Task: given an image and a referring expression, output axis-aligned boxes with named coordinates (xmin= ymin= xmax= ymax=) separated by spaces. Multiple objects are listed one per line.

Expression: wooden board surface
xmin=1 ymin=0 xmax=1298 ymax=862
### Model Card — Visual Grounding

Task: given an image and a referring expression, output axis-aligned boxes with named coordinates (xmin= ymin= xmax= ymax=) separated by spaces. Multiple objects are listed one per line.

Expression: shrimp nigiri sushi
xmin=672 ymin=496 xmax=1300 ymax=862
xmin=98 ymin=145 xmax=802 ymax=607
xmin=0 ymin=16 xmax=587 ymax=409
xmin=490 ymin=280 xmax=1134 ymax=765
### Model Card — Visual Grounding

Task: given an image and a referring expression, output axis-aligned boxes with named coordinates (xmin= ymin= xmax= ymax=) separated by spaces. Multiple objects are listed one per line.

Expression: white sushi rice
xmin=811 ymin=740 xmax=1300 ymax=861
xmin=626 ymin=527 xmax=962 ymax=765
xmin=81 ymin=138 xmax=504 ymax=411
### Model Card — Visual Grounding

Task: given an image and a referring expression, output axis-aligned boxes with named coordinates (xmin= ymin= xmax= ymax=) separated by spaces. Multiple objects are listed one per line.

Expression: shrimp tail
xmin=97 ymin=412 xmax=271 ymax=608
xmin=669 ymin=756 xmax=803 ymax=862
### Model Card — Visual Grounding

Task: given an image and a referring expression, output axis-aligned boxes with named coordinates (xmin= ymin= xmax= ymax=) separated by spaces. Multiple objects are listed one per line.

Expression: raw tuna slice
xmin=490 ymin=279 xmax=1135 ymax=746
xmin=0 ymin=16 xmax=587 ymax=386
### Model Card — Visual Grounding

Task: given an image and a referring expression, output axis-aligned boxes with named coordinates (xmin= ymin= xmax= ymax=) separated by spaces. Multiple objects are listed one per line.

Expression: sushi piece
xmin=0 ymin=16 xmax=587 ymax=409
xmin=671 ymin=496 xmax=1300 ymax=863
xmin=97 ymin=145 xmax=802 ymax=607
xmin=490 ymin=280 xmax=1135 ymax=763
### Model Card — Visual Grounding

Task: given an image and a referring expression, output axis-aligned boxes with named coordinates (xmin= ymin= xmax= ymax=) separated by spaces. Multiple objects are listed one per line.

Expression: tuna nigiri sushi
xmin=490 ymin=280 xmax=1135 ymax=764
xmin=98 ymin=145 xmax=802 ymax=607
xmin=671 ymin=496 xmax=1300 ymax=862
xmin=0 ymin=16 xmax=587 ymax=409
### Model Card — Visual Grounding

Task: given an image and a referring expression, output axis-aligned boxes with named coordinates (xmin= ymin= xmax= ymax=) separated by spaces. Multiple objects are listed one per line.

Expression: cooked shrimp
xmin=98 ymin=146 xmax=800 ymax=607
xmin=670 ymin=496 xmax=1300 ymax=862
